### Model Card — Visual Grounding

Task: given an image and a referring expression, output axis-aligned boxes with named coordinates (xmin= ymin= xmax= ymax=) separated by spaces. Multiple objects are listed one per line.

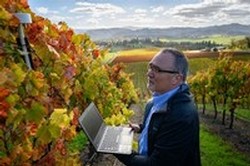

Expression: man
xmin=115 ymin=48 xmax=201 ymax=166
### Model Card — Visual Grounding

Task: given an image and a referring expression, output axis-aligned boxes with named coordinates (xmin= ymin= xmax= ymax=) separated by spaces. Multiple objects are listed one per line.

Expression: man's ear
xmin=172 ymin=74 xmax=183 ymax=85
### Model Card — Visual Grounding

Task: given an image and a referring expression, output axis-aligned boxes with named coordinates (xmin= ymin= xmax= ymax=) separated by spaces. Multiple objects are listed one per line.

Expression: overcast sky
xmin=28 ymin=0 xmax=250 ymax=30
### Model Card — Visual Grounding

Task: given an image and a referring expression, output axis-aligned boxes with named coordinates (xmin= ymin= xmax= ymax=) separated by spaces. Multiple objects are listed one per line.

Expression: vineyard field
xmin=113 ymin=48 xmax=250 ymax=63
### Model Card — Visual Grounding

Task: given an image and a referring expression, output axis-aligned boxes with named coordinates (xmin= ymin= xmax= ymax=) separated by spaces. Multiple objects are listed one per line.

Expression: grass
xmin=200 ymin=125 xmax=250 ymax=166
xmin=236 ymin=107 xmax=250 ymax=120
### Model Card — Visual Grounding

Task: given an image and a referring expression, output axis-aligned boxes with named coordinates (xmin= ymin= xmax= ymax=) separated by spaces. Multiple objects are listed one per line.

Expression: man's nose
xmin=147 ymin=70 xmax=154 ymax=78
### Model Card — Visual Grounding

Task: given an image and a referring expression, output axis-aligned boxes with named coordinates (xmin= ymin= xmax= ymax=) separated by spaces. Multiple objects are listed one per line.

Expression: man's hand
xmin=129 ymin=122 xmax=141 ymax=133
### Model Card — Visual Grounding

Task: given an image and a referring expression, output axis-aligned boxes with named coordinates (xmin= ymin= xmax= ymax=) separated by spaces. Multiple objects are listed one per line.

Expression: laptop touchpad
xmin=120 ymin=135 xmax=133 ymax=145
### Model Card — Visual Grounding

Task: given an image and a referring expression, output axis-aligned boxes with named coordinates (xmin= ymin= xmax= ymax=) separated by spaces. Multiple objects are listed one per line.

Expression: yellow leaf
xmin=12 ymin=63 xmax=26 ymax=86
xmin=50 ymin=108 xmax=72 ymax=128
xmin=0 ymin=6 xmax=12 ymax=21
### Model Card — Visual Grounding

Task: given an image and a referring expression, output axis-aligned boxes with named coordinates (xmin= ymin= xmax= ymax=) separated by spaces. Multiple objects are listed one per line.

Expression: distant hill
xmin=75 ymin=23 xmax=250 ymax=41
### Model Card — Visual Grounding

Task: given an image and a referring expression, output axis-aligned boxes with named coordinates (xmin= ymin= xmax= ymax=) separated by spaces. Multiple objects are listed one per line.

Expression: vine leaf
xmin=25 ymin=101 xmax=45 ymax=124
xmin=50 ymin=108 xmax=72 ymax=128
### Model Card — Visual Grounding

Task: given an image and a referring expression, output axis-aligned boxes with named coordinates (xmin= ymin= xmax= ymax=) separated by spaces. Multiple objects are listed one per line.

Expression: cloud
xmin=31 ymin=0 xmax=250 ymax=29
xmin=35 ymin=6 xmax=59 ymax=15
xmin=151 ymin=6 xmax=164 ymax=13
xmin=135 ymin=9 xmax=147 ymax=14
xmin=72 ymin=16 xmax=101 ymax=29
xmin=239 ymin=0 xmax=250 ymax=3
xmin=222 ymin=4 xmax=250 ymax=16
xmin=86 ymin=18 xmax=99 ymax=25
xmin=50 ymin=15 xmax=70 ymax=23
xmin=70 ymin=2 xmax=126 ymax=17
xmin=166 ymin=0 xmax=250 ymax=25
xmin=36 ymin=7 xmax=48 ymax=14
xmin=120 ymin=13 xmax=154 ymax=26
xmin=202 ymin=0 xmax=250 ymax=4
xmin=34 ymin=6 xmax=61 ymax=25
xmin=133 ymin=8 xmax=147 ymax=19
xmin=168 ymin=2 xmax=225 ymax=17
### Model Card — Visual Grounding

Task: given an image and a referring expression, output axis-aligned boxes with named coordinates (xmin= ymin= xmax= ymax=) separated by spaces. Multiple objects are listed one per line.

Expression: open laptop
xmin=78 ymin=102 xmax=134 ymax=154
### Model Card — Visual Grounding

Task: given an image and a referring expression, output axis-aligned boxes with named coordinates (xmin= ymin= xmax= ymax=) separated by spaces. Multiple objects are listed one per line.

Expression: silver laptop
xmin=78 ymin=102 xmax=134 ymax=154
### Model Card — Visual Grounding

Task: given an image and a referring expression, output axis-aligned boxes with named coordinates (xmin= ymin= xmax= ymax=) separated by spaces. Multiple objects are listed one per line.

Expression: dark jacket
xmin=115 ymin=84 xmax=201 ymax=166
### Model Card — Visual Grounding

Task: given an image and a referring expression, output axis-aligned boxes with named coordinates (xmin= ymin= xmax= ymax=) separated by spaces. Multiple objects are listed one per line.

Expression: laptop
xmin=78 ymin=102 xmax=134 ymax=154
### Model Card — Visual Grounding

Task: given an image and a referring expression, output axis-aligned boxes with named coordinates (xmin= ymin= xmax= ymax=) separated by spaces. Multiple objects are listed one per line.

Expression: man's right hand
xmin=129 ymin=123 xmax=141 ymax=133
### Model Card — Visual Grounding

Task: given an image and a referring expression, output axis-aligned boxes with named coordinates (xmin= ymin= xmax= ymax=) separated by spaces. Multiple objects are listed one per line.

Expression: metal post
xmin=15 ymin=12 xmax=32 ymax=70
xmin=18 ymin=24 xmax=32 ymax=70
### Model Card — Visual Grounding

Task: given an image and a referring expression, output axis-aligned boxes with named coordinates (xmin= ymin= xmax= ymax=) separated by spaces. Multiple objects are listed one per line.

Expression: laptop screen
xmin=79 ymin=103 xmax=103 ymax=142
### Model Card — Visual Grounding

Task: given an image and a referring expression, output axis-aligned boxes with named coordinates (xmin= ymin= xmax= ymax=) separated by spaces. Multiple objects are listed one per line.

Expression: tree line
xmin=97 ymin=38 xmax=223 ymax=51
xmin=229 ymin=37 xmax=250 ymax=50
xmin=96 ymin=36 xmax=250 ymax=51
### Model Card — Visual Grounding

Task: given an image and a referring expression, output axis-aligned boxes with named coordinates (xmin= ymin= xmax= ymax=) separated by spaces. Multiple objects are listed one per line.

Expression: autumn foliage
xmin=188 ymin=53 xmax=250 ymax=129
xmin=0 ymin=0 xmax=138 ymax=165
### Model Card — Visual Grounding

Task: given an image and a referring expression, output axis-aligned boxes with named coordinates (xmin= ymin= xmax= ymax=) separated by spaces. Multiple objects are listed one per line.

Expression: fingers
xmin=129 ymin=122 xmax=140 ymax=133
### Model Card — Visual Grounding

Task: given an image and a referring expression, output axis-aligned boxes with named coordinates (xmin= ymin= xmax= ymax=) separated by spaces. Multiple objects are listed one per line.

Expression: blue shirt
xmin=139 ymin=87 xmax=180 ymax=155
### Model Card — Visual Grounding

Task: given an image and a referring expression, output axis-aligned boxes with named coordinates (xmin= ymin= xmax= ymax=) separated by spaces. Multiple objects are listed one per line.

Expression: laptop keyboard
xmin=99 ymin=127 xmax=123 ymax=151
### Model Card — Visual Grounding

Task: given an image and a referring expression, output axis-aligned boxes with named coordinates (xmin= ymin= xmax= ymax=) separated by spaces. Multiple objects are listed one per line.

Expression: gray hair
xmin=161 ymin=48 xmax=189 ymax=81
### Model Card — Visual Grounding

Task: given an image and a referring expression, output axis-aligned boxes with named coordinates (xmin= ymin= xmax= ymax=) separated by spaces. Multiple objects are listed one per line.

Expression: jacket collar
xmin=155 ymin=83 xmax=189 ymax=113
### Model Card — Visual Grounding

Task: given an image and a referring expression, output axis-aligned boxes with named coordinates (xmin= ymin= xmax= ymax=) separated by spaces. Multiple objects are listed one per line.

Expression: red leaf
xmin=0 ymin=87 xmax=10 ymax=101
xmin=92 ymin=49 xmax=100 ymax=59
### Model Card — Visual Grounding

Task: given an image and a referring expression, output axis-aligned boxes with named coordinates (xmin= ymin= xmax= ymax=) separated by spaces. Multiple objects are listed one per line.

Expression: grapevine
xmin=188 ymin=53 xmax=250 ymax=128
xmin=0 ymin=0 xmax=138 ymax=165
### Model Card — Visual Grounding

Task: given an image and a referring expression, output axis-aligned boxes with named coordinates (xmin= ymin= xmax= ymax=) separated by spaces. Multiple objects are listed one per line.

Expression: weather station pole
xmin=15 ymin=12 xmax=33 ymax=70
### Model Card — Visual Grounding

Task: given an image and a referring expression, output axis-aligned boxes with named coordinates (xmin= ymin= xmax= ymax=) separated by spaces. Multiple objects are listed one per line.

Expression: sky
xmin=28 ymin=0 xmax=250 ymax=30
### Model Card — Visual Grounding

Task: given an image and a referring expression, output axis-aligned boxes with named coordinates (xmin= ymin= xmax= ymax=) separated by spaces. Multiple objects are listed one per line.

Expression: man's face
xmin=147 ymin=52 xmax=180 ymax=94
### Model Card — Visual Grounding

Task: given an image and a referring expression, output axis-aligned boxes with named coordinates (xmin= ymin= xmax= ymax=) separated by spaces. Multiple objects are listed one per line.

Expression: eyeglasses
xmin=148 ymin=64 xmax=179 ymax=74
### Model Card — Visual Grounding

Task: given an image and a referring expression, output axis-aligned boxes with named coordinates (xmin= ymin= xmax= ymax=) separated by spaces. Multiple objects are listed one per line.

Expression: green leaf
xmin=67 ymin=131 xmax=88 ymax=153
xmin=25 ymin=101 xmax=45 ymax=124
xmin=48 ymin=124 xmax=61 ymax=139
xmin=36 ymin=125 xmax=52 ymax=144
xmin=0 ymin=151 xmax=7 ymax=157
xmin=5 ymin=94 xmax=20 ymax=106
xmin=6 ymin=108 xmax=25 ymax=130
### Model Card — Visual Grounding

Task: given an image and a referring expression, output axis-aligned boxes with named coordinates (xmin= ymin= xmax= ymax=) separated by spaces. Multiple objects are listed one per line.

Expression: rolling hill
xmin=75 ymin=23 xmax=250 ymax=41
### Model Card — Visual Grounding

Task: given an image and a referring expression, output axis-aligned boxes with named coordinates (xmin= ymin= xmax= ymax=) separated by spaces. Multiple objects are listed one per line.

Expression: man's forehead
xmin=150 ymin=52 xmax=173 ymax=65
